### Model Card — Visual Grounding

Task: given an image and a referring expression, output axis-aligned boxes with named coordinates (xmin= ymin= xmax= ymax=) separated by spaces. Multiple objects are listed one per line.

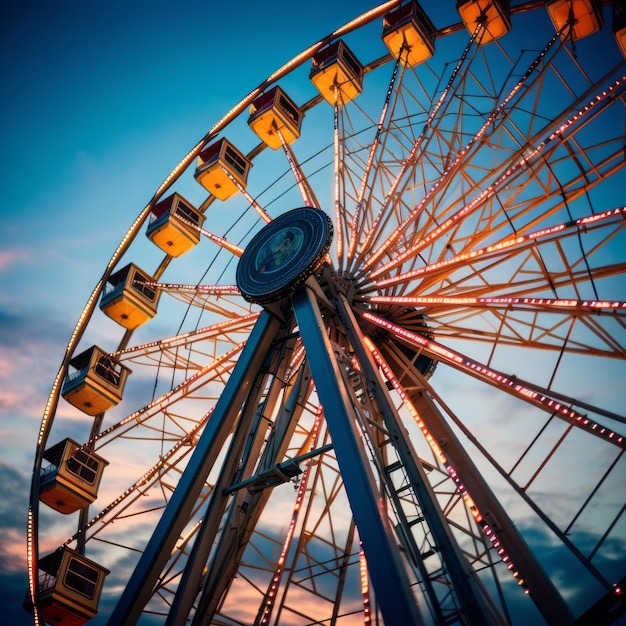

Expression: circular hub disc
xmin=236 ymin=207 xmax=333 ymax=304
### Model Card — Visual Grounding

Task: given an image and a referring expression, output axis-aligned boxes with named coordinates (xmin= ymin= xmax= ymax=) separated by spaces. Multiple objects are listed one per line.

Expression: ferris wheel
xmin=26 ymin=1 xmax=626 ymax=625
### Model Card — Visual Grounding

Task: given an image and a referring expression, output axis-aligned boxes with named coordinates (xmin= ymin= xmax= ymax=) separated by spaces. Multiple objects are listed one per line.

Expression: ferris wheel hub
xmin=236 ymin=207 xmax=333 ymax=305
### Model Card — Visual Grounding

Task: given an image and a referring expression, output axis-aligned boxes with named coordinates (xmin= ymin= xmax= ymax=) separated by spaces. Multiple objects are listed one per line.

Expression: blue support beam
xmin=335 ymin=293 xmax=507 ymax=625
xmin=292 ymin=287 xmax=425 ymax=626
xmin=107 ymin=310 xmax=281 ymax=626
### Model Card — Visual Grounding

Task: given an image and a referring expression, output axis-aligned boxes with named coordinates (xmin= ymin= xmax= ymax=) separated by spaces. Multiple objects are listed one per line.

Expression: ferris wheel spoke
xmin=364 ymin=295 xmax=626 ymax=313
xmin=171 ymin=217 xmax=245 ymax=256
xmin=150 ymin=281 xmax=255 ymax=318
xmin=377 ymin=338 xmax=623 ymax=594
xmin=367 ymin=205 xmax=626 ymax=292
xmin=219 ymin=164 xmax=273 ymax=223
xmin=345 ymin=51 xmax=404 ymax=266
xmin=363 ymin=295 xmax=626 ymax=358
xmin=152 ymin=281 xmax=241 ymax=298
xmin=113 ymin=312 xmax=259 ymax=368
xmin=277 ymin=126 xmax=320 ymax=208
xmin=332 ymin=94 xmax=379 ymax=258
xmin=364 ymin=74 xmax=626 ymax=284
xmin=358 ymin=28 xmax=573 ymax=277
xmin=332 ymin=99 xmax=349 ymax=269
xmin=421 ymin=312 xmax=626 ymax=361
xmin=354 ymin=22 xmax=486 ymax=268
xmin=69 ymin=412 xmax=211 ymax=546
xmin=373 ymin=260 xmax=626 ymax=312
xmin=362 ymin=309 xmax=626 ymax=447
xmin=91 ymin=342 xmax=245 ymax=447
xmin=429 ymin=261 xmax=626 ymax=302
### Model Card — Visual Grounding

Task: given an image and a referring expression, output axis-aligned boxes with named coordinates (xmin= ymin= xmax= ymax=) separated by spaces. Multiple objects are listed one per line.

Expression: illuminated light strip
xmin=372 ymin=206 xmax=626 ymax=288
xmin=359 ymin=547 xmax=372 ymax=624
xmin=220 ymin=166 xmax=272 ymax=224
xmin=196 ymin=226 xmax=243 ymax=256
xmin=277 ymin=126 xmax=318 ymax=209
xmin=172 ymin=518 xmax=205 ymax=558
xmin=365 ymin=294 xmax=626 ymax=311
xmin=145 ymin=282 xmax=241 ymax=297
xmin=577 ymin=206 xmax=626 ymax=226
xmin=361 ymin=311 xmax=626 ymax=448
xmin=364 ymin=337 xmax=528 ymax=593
xmin=92 ymin=342 xmax=245 ymax=444
xmin=361 ymin=27 xmax=566 ymax=276
xmin=259 ymin=406 xmax=325 ymax=625
xmin=155 ymin=138 xmax=208 ymax=200
xmin=113 ymin=313 xmax=259 ymax=357
xmin=333 ymin=102 xmax=345 ymax=265
xmin=366 ymin=72 xmax=626 ymax=281
xmin=347 ymin=199 xmax=363 ymax=265
xmin=36 ymin=250 xmax=126 ymax=448
xmin=347 ymin=53 xmax=402 ymax=265
xmin=447 ymin=466 xmax=530 ymax=594
xmin=26 ymin=509 xmax=41 ymax=625
xmin=176 ymin=216 xmax=244 ymax=256
xmin=323 ymin=0 xmax=402 ymax=41
xmin=355 ymin=20 xmax=484 ymax=273
xmin=364 ymin=336 xmax=447 ymax=465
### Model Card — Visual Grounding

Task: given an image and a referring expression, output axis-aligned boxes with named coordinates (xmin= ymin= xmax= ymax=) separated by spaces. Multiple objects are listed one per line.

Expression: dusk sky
xmin=2 ymin=1 xmax=625 ymax=625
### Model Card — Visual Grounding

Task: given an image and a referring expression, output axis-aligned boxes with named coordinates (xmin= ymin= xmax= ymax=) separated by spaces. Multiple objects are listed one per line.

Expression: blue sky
xmin=2 ymin=1 xmax=625 ymax=624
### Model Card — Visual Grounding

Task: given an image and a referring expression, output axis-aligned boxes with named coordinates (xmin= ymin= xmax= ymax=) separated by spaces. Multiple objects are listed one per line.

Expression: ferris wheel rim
xmin=27 ymin=1 xmax=626 ymax=624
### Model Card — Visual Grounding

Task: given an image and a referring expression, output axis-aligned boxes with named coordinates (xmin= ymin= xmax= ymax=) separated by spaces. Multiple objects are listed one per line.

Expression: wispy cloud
xmin=0 ymin=464 xmax=30 ymax=557
xmin=0 ymin=248 xmax=29 ymax=272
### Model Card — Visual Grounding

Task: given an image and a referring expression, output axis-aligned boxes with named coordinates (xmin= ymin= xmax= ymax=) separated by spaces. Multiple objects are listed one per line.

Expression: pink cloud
xmin=0 ymin=248 xmax=29 ymax=271
xmin=0 ymin=528 xmax=26 ymax=573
